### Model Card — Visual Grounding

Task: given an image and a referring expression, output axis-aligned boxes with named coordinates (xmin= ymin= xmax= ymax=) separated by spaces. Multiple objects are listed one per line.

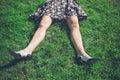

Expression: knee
xmin=69 ymin=21 xmax=79 ymax=31
xmin=38 ymin=20 xmax=49 ymax=30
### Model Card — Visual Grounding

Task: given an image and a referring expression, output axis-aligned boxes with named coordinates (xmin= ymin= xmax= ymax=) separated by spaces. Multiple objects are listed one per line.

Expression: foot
xmin=9 ymin=50 xmax=32 ymax=59
xmin=76 ymin=56 xmax=100 ymax=65
xmin=87 ymin=58 xmax=100 ymax=63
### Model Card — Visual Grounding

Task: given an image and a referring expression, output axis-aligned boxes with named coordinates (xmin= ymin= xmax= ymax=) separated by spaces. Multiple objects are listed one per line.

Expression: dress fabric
xmin=30 ymin=0 xmax=87 ymax=21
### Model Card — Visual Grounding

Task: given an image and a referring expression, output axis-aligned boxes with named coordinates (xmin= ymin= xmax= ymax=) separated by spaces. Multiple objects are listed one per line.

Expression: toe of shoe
xmin=9 ymin=50 xmax=21 ymax=58
xmin=87 ymin=58 xmax=100 ymax=64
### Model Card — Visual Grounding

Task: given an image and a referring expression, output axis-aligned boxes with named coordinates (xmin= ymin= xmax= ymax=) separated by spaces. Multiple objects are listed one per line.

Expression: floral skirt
xmin=30 ymin=0 xmax=87 ymax=21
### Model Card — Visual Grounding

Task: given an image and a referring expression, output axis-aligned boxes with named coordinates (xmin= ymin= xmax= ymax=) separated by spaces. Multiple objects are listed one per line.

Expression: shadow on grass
xmin=0 ymin=49 xmax=31 ymax=70
xmin=0 ymin=58 xmax=27 ymax=70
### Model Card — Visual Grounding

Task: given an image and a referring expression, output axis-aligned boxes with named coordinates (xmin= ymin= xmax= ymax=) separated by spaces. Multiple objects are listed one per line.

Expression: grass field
xmin=0 ymin=0 xmax=120 ymax=80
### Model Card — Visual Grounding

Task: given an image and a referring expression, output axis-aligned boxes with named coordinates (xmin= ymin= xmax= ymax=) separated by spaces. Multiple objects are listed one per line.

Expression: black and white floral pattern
xmin=30 ymin=0 xmax=87 ymax=21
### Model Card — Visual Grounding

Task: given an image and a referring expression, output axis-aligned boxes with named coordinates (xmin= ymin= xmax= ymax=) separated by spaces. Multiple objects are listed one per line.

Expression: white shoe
xmin=76 ymin=55 xmax=100 ymax=65
xmin=9 ymin=50 xmax=32 ymax=59
xmin=15 ymin=50 xmax=31 ymax=57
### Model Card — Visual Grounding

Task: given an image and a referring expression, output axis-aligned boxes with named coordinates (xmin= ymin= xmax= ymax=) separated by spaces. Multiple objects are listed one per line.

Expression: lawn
xmin=0 ymin=0 xmax=120 ymax=80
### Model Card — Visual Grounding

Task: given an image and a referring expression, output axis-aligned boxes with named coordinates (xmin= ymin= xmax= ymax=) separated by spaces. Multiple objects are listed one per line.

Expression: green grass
xmin=0 ymin=0 xmax=120 ymax=80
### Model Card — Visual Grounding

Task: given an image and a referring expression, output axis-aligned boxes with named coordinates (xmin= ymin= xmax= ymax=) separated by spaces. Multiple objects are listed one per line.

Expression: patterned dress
xmin=30 ymin=0 xmax=87 ymax=21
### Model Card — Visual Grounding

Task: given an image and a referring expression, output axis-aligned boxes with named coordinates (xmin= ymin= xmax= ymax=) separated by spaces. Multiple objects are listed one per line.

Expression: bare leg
xmin=22 ymin=15 xmax=52 ymax=54
xmin=66 ymin=16 xmax=91 ymax=59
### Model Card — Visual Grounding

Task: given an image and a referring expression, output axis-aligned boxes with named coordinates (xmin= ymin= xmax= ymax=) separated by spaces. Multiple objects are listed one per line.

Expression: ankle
xmin=24 ymin=49 xmax=32 ymax=54
xmin=78 ymin=52 xmax=91 ymax=58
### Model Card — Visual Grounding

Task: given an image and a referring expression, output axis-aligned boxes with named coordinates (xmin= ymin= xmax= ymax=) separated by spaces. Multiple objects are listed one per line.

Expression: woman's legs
xmin=22 ymin=15 xmax=52 ymax=54
xmin=66 ymin=16 xmax=91 ymax=59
